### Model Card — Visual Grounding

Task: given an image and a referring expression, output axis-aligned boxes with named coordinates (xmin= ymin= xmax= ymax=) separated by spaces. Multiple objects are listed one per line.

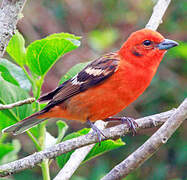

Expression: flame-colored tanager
xmin=3 ymin=29 xmax=178 ymax=139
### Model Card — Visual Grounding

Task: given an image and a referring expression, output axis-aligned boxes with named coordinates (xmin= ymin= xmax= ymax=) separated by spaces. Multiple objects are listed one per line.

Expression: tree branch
xmin=101 ymin=98 xmax=187 ymax=180
xmin=0 ymin=106 xmax=182 ymax=177
xmin=145 ymin=0 xmax=171 ymax=30
xmin=0 ymin=0 xmax=27 ymax=57
xmin=0 ymin=98 xmax=35 ymax=110
xmin=53 ymin=120 xmax=106 ymax=180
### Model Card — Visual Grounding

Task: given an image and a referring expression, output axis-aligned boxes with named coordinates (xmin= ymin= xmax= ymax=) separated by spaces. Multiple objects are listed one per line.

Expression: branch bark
xmin=0 ymin=106 xmax=182 ymax=177
xmin=0 ymin=0 xmax=27 ymax=57
xmin=101 ymin=98 xmax=187 ymax=180
xmin=145 ymin=0 xmax=171 ymax=30
xmin=0 ymin=98 xmax=35 ymax=110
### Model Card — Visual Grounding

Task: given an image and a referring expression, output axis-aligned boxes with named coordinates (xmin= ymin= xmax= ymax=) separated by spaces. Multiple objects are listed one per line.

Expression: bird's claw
xmin=121 ymin=117 xmax=138 ymax=136
xmin=105 ymin=117 xmax=138 ymax=136
xmin=87 ymin=120 xmax=106 ymax=144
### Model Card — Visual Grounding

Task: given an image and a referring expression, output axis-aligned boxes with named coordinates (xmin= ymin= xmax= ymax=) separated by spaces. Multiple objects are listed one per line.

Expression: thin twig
xmin=101 ymin=99 xmax=187 ymax=180
xmin=0 ymin=98 xmax=35 ymax=110
xmin=53 ymin=120 xmax=106 ymax=180
xmin=0 ymin=107 xmax=181 ymax=177
xmin=0 ymin=0 xmax=27 ymax=57
xmin=145 ymin=0 xmax=171 ymax=30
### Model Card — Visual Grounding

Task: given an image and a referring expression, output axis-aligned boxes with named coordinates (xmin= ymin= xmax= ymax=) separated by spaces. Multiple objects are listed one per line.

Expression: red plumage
xmin=3 ymin=28 xmax=178 ymax=135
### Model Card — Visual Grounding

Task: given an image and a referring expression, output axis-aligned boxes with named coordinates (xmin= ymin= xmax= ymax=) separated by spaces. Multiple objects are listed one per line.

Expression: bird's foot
xmin=87 ymin=120 xmax=106 ymax=144
xmin=105 ymin=117 xmax=138 ymax=136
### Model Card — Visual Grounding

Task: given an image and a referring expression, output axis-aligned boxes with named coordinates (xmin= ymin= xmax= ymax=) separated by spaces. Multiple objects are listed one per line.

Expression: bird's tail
xmin=2 ymin=111 xmax=47 ymax=135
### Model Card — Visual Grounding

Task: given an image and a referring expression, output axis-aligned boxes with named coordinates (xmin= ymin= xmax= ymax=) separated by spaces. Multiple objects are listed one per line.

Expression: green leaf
xmin=0 ymin=112 xmax=14 ymax=130
xmin=56 ymin=120 xmax=68 ymax=144
xmin=56 ymin=128 xmax=125 ymax=168
xmin=84 ymin=138 xmax=125 ymax=163
xmin=0 ymin=143 xmax=14 ymax=160
xmin=59 ymin=62 xmax=90 ymax=84
xmin=0 ymin=59 xmax=19 ymax=86
xmin=6 ymin=30 xmax=26 ymax=66
xmin=63 ymin=128 xmax=90 ymax=141
xmin=0 ymin=58 xmax=31 ymax=91
xmin=0 ymin=140 xmax=21 ymax=165
xmin=0 ymin=77 xmax=32 ymax=130
xmin=26 ymin=33 xmax=81 ymax=76
xmin=46 ymin=33 xmax=81 ymax=43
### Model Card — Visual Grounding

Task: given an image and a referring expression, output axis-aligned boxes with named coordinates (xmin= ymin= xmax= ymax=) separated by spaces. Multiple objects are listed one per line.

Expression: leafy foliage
xmin=6 ymin=31 xmax=26 ymax=66
xmin=0 ymin=142 xmax=14 ymax=160
xmin=0 ymin=77 xmax=32 ymax=129
xmin=84 ymin=138 xmax=125 ymax=163
xmin=26 ymin=33 xmax=81 ymax=76
xmin=0 ymin=59 xmax=19 ymax=87
xmin=56 ymin=120 xmax=69 ymax=143
xmin=0 ymin=140 xmax=21 ymax=165
xmin=0 ymin=58 xmax=31 ymax=91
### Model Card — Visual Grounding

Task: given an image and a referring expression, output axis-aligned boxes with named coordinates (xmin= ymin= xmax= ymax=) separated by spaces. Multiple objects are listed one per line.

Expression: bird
xmin=3 ymin=28 xmax=178 ymax=140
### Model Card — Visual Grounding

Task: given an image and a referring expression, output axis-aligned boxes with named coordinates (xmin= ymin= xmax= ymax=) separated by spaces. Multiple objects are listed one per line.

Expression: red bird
xmin=3 ymin=29 xmax=178 ymax=139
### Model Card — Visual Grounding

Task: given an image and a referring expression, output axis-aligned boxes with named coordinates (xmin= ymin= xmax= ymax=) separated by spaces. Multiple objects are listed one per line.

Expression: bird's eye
xmin=143 ymin=40 xmax=152 ymax=46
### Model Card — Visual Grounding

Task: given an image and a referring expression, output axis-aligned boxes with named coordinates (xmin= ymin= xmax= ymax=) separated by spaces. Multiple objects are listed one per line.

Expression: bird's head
xmin=119 ymin=29 xmax=178 ymax=67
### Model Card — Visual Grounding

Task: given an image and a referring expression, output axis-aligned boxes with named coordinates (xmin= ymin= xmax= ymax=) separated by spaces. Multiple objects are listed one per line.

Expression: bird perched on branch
xmin=3 ymin=29 xmax=178 ymax=141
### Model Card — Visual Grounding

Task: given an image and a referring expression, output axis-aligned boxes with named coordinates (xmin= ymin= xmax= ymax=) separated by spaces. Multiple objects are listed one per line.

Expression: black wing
xmin=39 ymin=52 xmax=120 ymax=111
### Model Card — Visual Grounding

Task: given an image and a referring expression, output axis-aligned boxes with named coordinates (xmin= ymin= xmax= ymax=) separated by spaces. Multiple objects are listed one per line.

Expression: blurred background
xmin=5 ymin=0 xmax=187 ymax=179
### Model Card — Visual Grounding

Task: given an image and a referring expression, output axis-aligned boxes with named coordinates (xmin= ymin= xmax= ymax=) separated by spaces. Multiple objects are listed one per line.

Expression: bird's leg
xmin=105 ymin=117 xmax=138 ymax=136
xmin=87 ymin=119 xmax=106 ymax=143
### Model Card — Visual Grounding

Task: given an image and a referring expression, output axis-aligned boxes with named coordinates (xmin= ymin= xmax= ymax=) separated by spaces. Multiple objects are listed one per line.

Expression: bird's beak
xmin=157 ymin=39 xmax=179 ymax=50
